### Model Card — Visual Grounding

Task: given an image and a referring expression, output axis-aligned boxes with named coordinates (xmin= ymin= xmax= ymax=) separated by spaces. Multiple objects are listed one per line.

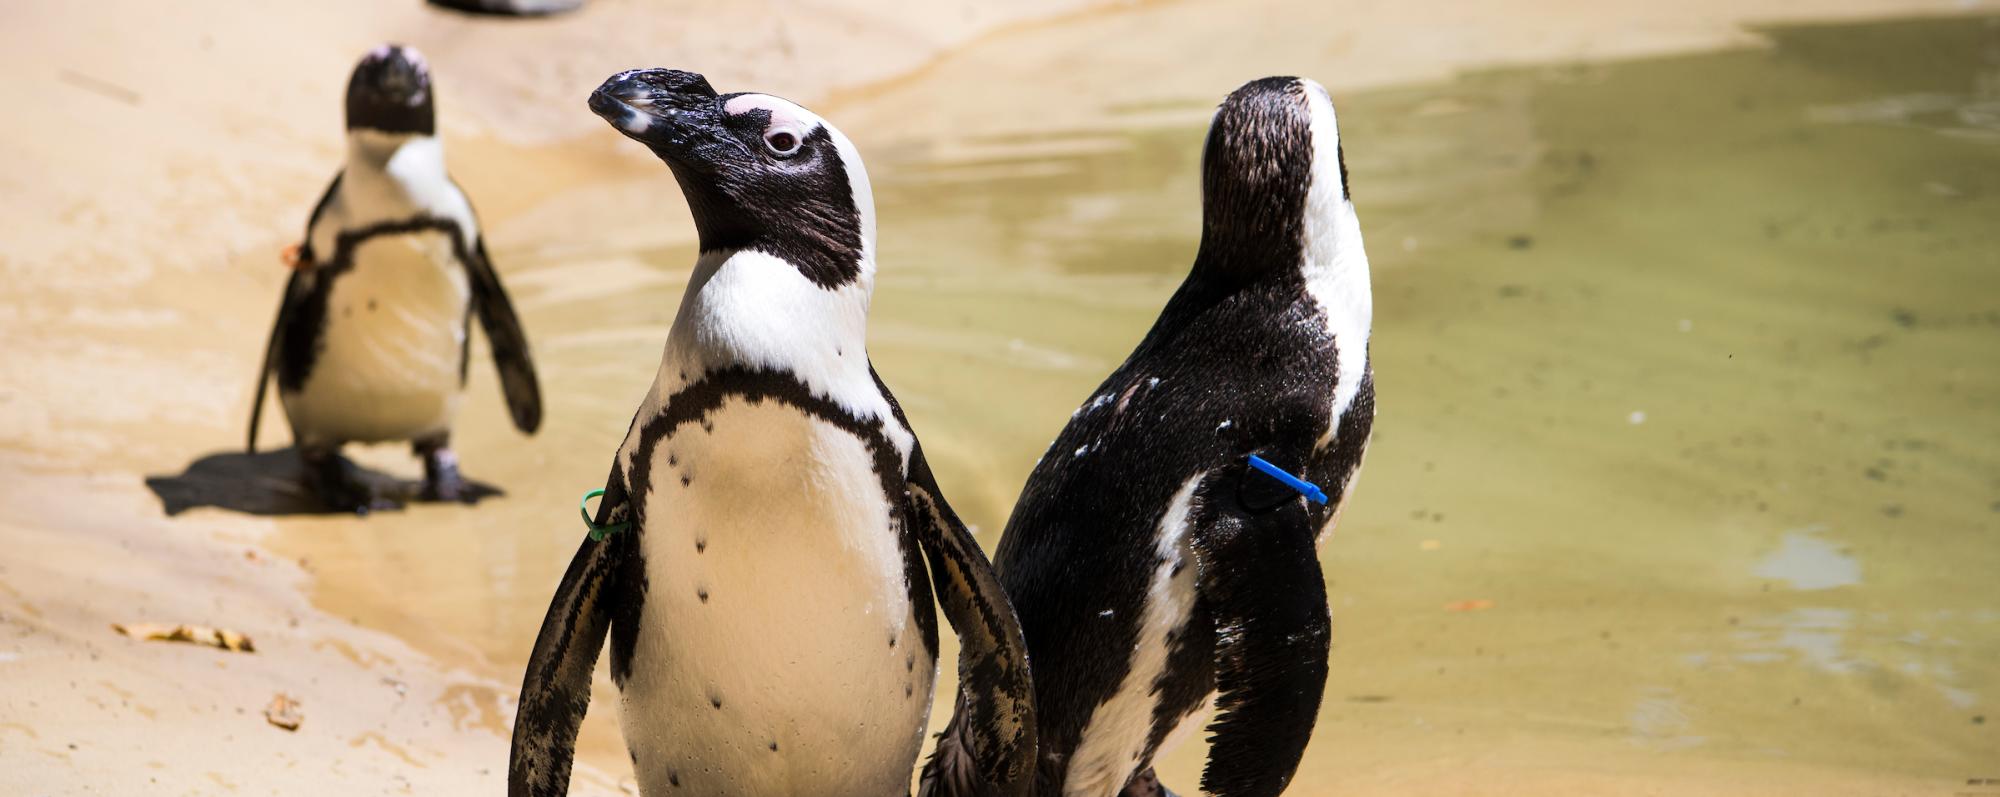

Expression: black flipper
xmin=466 ymin=237 xmax=543 ymax=435
xmin=247 ymin=271 xmax=305 ymax=453
xmin=508 ymin=474 xmax=630 ymax=797
xmin=906 ymin=442 xmax=1037 ymax=797
xmin=1191 ymin=463 xmax=1332 ymax=797
xmin=248 ymin=174 xmax=341 ymax=453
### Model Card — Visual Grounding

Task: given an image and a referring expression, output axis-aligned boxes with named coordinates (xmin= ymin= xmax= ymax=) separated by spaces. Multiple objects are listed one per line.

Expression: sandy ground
xmin=0 ymin=2 xmax=1088 ymax=793
xmin=0 ymin=0 xmax=1988 ymax=794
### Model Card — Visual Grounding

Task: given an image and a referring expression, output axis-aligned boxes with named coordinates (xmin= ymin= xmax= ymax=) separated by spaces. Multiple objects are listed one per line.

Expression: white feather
xmin=1298 ymin=81 xmax=1373 ymax=451
xmin=620 ymin=398 xmax=935 ymax=795
xmin=311 ymin=132 xmax=478 ymax=254
xmin=617 ymin=248 xmax=910 ymax=474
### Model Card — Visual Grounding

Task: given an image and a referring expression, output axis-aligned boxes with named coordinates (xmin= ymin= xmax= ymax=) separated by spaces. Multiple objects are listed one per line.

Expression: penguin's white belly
xmin=621 ymin=396 xmax=935 ymax=797
xmin=284 ymin=230 xmax=469 ymax=445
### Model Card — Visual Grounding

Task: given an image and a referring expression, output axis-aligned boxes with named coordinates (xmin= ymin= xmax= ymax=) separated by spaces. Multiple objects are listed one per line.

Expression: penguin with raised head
xmin=507 ymin=68 xmax=1035 ymax=797
xmin=247 ymin=44 xmax=542 ymax=513
xmin=977 ymin=77 xmax=1376 ymax=797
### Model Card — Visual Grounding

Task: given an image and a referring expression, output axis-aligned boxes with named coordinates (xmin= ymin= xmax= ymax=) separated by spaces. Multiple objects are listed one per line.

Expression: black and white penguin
xmin=981 ymin=77 xmax=1376 ymax=797
xmin=507 ymin=69 xmax=1035 ymax=797
xmin=246 ymin=44 xmax=542 ymax=513
xmin=426 ymin=0 xmax=584 ymax=16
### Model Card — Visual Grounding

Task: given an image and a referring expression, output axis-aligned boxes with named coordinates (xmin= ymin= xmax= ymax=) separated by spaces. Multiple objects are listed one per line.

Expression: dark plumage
xmin=992 ymin=76 xmax=1377 ymax=797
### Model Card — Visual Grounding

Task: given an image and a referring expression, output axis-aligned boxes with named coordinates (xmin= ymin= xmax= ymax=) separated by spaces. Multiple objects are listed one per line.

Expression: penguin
xmin=977 ymin=77 xmax=1376 ymax=797
xmin=426 ymin=0 xmax=584 ymax=16
xmin=246 ymin=44 xmax=542 ymax=513
xmin=507 ymin=69 xmax=1035 ymax=797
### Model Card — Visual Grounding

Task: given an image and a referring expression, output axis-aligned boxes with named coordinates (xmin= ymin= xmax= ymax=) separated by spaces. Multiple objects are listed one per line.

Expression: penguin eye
xmin=763 ymin=128 xmax=802 ymax=157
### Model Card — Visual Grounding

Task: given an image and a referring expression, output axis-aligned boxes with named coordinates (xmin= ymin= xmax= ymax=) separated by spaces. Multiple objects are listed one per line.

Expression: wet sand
xmin=4 ymin=0 xmax=1996 ymax=794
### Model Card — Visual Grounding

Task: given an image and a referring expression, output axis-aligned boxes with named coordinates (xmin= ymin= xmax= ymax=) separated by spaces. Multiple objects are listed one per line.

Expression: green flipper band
xmin=580 ymin=488 xmax=631 ymax=541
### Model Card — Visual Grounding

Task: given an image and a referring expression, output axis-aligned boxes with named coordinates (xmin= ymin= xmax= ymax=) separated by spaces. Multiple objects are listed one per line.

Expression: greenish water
xmin=275 ymin=13 xmax=2000 ymax=791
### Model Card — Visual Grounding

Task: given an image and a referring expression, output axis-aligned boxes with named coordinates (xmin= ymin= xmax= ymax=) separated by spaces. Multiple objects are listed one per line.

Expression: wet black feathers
xmin=904 ymin=442 xmax=1038 ymax=797
xmin=671 ymin=123 xmax=865 ymax=288
xmin=1195 ymin=77 xmax=1314 ymax=281
xmin=466 ymin=236 xmax=543 ymax=433
xmin=1187 ymin=469 xmax=1331 ymax=795
xmin=508 ymin=470 xmax=633 ymax=797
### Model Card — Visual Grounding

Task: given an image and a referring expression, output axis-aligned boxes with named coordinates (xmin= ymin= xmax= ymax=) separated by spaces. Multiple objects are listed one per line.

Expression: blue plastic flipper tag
xmin=1246 ymin=455 xmax=1329 ymax=505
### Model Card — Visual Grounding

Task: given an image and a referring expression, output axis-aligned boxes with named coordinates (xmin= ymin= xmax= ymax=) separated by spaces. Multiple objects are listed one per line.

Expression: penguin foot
xmin=418 ymin=444 xmax=480 ymax=504
xmin=304 ymin=450 xmax=402 ymax=515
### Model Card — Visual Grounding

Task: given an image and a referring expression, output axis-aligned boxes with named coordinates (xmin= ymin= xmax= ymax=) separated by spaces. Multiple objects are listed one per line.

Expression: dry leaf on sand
xmin=112 ymin=623 xmax=256 ymax=652
xmin=264 ymin=693 xmax=302 ymax=731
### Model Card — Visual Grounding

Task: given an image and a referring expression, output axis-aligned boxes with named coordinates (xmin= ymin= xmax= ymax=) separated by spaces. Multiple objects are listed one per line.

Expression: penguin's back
xmin=996 ymin=277 xmax=1350 ymax=787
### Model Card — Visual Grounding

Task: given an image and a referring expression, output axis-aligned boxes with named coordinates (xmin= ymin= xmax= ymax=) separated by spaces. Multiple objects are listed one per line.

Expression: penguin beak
xmin=589 ymin=69 xmax=732 ymax=168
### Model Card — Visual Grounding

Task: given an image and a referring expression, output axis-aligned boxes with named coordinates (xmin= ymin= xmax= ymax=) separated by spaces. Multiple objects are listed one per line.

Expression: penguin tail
xmin=917 ymin=710 xmax=1001 ymax=797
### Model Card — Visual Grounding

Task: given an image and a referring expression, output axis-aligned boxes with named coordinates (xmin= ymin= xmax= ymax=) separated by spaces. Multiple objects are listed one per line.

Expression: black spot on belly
xmin=709 ymin=691 xmax=723 ymax=710
xmin=697 ymin=587 xmax=709 ymax=603
xmin=768 ymin=740 xmax=779 ymax=752
xmin=695 ymin=537 xmax=706 ymax=553
xmin=668 ymin=453 xmax=678 ymax=466
xmin=888 ymin=632 xmax=897 ymax=648
xmin=906 ymin=654 xmax=915 ymax=672
xmin=668 ymin=770 xmax=680 ymax=787
xmin=367 ymin=298 xmax=378 ymax=312
xmin=680 ymin=475 xmax=691 ymax=487
xmin=905 ymin=682 xmax=914 ymax=698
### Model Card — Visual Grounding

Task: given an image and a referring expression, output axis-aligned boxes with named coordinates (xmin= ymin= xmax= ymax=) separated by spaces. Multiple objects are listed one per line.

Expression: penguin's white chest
xmin=284 ymin=229 xmax=470 ymax=445
xmin=620 ymin=395 xmax=936 ymax=796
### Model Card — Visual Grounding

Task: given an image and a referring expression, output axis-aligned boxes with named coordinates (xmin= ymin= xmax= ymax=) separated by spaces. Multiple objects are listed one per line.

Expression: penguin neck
xmin=666 ymin=159 xmax=877 ymax=290
xmin=343 ymin=130 xmax=452 ymax=212
xmin=1295 ymin=85 xmax=1373 ymax=341
xmin=651 ymin=246 xmax=877 ymax=402
xmin=1161 ymin=186 xmax=1371 ymax=379
xmin=1297 ymin=197 xmax=1373 ymax=338
xmin=1185 ymin=196 xmax=1365 ymax=289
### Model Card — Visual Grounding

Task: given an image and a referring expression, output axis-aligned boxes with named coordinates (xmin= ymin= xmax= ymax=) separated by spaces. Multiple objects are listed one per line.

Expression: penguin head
xmin=1195 ymin=76 xmax=1356 ymax=276
xmin=590 ymin=69 xmax=874 ymax=288
xmin=345 ymin=44 xmax=436 ymax=137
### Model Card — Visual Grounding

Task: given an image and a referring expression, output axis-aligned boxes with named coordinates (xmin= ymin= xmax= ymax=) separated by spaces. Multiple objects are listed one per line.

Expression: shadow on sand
xmin=145 ymin=448 xmax=500 ymax=517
